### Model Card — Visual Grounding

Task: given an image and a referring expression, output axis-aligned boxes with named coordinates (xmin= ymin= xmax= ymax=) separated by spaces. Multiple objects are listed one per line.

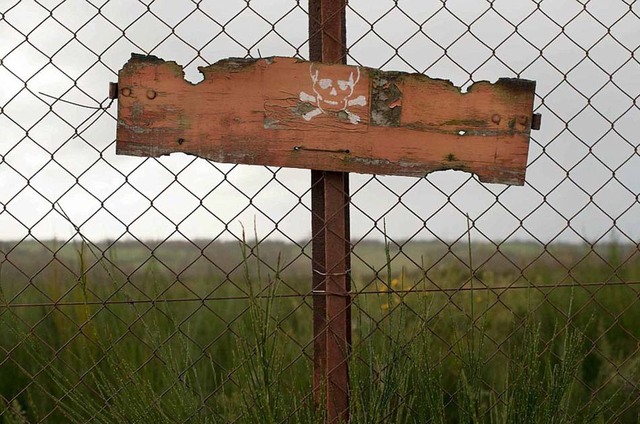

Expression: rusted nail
xmin=121 ymin=87 xmax=131 ymax=97
xmin=491 ymin=114 xmax=501 ymax=124
xmin=177 ymin=138 xmax=185 ymax=145
xmin=531 ymin=113 xmax=542 ymax=130
xmin=146 ymin=89 xmax=157 ymax=100
xmin=108 ymin=82 xmax=119 ymax=99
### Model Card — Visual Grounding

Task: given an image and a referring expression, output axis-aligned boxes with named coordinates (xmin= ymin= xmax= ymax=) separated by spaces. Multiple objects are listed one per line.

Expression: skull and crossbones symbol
xmin=299 ymin=64 xmax=367 ymax=124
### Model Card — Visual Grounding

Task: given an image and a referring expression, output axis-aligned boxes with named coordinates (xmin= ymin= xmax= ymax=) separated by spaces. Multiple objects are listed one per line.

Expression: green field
xmin=1 ymin=238 xmax=639 ymax=423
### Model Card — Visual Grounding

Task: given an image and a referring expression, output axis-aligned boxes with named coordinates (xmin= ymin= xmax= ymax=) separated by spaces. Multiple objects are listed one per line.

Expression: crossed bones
xmin=299 ymin=65 xmax=367 ymax=124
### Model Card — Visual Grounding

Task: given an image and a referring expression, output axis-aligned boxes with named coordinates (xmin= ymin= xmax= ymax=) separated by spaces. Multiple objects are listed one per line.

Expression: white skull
xmin=299 ymin=64 xmax=367 ymax=124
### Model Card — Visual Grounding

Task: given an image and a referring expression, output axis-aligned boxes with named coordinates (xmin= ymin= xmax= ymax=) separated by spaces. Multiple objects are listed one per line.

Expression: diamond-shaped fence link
xmin=1 ymin=0 xmax=639 ymax=423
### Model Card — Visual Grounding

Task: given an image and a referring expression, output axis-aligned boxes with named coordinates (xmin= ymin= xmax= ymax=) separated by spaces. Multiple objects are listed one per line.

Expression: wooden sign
xmin=114 ymin=54 xmax=538 ymax=184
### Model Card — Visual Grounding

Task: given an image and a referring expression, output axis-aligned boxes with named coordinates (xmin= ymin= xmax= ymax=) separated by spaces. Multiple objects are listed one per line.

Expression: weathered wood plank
xmin=115 ymin=54 xmax=536 ymax=184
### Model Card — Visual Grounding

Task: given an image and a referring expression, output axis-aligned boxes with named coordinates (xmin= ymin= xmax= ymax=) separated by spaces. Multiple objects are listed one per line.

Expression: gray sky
xmin=1 ymin=0 xmax=639 ymax=245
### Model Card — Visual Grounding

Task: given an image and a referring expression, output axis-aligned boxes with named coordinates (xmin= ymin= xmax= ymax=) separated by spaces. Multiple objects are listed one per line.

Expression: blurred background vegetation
xmin=1 ymin=238 xmax=639 ymax=423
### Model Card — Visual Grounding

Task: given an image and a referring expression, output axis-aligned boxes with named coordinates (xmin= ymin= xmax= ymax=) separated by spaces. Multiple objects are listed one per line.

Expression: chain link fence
xmin=1 ymin=0 xmax=639 ymax=422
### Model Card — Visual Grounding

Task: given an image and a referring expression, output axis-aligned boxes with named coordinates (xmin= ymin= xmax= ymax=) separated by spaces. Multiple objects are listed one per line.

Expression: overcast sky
xmin=1 ymin=0 xmax=639 ymax=246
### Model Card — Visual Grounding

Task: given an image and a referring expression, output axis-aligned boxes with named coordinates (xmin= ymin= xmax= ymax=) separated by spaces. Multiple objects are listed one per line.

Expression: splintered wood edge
xmin=120 ymin=53 xmax=536 ymax=97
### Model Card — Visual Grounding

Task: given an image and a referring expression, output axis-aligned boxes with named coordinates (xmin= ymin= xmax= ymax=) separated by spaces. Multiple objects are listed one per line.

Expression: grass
xmin=0 ymin=236 xmax=639 ymax=423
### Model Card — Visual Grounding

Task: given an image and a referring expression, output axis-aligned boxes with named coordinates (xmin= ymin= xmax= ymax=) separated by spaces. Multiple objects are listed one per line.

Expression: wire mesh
xmin=1 ymin=0 xmax=639 ymax=423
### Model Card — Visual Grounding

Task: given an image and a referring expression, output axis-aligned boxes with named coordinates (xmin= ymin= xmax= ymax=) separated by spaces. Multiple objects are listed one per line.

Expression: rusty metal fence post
xmin=309 ymin=0 xmax=351 ymax=422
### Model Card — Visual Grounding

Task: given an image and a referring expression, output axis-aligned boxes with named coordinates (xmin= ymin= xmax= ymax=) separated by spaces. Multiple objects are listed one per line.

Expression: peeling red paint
xmin=115 ymin=54 xmax=537 ymax=185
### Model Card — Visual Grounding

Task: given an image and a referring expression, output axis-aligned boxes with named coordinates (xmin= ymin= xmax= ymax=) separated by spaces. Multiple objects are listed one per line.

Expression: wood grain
xmin=115 ymin=54 xmax=536 ymax=185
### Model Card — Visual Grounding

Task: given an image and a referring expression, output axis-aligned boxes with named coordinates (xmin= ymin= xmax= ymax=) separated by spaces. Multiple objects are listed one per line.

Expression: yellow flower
xmin=391 ymin=278 xmax=399 ymax=289
xmin=381 ymin=303 xmax=389 ymax=311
